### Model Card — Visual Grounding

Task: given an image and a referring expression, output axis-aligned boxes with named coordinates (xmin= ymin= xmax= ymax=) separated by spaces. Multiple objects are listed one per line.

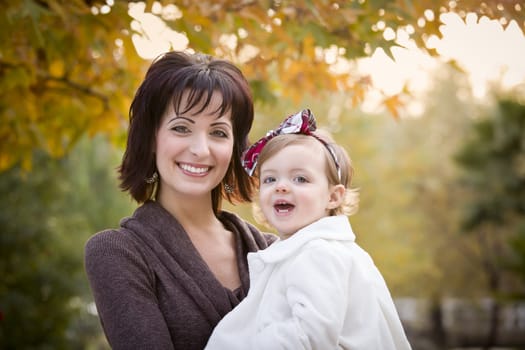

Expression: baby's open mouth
xmin=274 ymin=202 xmax=294 ymax=213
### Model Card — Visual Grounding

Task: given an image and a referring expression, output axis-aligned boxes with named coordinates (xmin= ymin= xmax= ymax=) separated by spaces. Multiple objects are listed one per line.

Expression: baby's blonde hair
xmin=252 ymin=131 xmax=359 ymax=228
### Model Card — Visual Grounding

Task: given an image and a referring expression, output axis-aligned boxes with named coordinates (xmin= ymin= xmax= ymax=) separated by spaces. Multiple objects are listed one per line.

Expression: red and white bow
xmin=242 ymin=109 xmax=316 ymax=176
xmin=242 ymin=108 xmax=341 ymax=180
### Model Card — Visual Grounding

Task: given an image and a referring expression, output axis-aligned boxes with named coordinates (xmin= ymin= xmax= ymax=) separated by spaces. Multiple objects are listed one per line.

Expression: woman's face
xmin=155 ymin=90 xmax=234 ymax=202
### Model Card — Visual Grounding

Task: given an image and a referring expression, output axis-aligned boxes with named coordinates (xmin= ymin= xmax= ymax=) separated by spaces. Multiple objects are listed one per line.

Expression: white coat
xmin=205 ymin=215 xmax=412 ymax=350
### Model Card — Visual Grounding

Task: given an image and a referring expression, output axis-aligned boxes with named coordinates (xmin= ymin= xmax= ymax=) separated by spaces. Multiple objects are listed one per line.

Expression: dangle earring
xmin=145 ymin=171 xmax=159 ymax=184
xmin=224 ymin=183 xmax=234 ymax=194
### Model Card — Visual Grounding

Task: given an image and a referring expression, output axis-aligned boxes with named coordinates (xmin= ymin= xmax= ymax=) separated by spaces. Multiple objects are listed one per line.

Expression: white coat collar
xmin=254 ymin=215 xmax=355 ymax=264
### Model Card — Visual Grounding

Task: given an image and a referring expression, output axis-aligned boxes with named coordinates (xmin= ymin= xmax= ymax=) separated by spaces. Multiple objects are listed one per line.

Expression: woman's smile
xmin=178 ymin=162 xmax=211 ymax=176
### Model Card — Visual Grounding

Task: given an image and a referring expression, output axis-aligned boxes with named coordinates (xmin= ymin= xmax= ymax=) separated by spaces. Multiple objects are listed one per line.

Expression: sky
xmin=357 ymin=12 xmax=525 ymax=113
xmin=127 ymin=4 xmax=525 ymax=115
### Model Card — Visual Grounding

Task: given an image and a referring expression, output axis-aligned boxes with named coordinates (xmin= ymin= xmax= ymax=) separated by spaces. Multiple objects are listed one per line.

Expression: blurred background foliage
xmin=0 ymin=135 xmax=135 ymax=348
xmin=1 ymin=0 xmax=525 ymax=349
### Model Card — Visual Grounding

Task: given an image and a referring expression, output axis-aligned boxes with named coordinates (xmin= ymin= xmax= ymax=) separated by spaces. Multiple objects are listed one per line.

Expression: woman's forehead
xmin=172 ymin=90 xmax=231 ymax=118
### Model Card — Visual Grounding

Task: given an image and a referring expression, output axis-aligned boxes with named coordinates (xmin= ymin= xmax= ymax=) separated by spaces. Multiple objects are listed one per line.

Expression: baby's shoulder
xmin=304 ymin=236 xmax=355 ymax=253
xmin=296 ymin=238 xmax=355 ymax=264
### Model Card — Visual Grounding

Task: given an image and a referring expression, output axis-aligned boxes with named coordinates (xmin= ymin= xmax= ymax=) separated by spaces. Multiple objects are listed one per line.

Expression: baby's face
xmin=258 ymin=142 xmax=334 ymax=239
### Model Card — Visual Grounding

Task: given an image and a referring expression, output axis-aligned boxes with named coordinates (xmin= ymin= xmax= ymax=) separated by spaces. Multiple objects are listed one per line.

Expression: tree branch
xmin=39 ymin=72 xmax=110 ymax=110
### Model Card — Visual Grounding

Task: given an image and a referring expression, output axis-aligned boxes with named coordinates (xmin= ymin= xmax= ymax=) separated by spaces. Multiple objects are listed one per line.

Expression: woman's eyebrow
xmin=168 ymin=116 xmax=195 ymax=124
xmin=210 ymin=121 xmax=232 ymax=129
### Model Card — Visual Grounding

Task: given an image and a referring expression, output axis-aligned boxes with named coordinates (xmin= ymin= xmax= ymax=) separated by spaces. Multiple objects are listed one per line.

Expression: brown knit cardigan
xmin=85 ymin=200 xmax=276 ymax=350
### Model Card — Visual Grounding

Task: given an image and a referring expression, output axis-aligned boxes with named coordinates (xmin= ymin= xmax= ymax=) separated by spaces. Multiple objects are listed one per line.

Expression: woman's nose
xmin=189 ymin=133 xmax=210 ymax=157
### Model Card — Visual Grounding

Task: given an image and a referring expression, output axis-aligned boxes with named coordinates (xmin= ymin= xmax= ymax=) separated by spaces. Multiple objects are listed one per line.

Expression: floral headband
xmin=241 ymin=109 xmax=341 ymax=180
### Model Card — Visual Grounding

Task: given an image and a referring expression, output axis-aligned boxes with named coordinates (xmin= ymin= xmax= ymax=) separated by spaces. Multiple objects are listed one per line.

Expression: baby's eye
xmin=293 ymin=176 xmax=308 ymax=183
xmin=262 ymin=176 xmax=276 ymax=184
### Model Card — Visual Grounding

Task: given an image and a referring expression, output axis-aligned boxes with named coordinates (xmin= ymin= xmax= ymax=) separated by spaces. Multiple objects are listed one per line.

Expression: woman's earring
xmin=145 ymin=171 xmax=159 ymax=184
xmin=224 ymin=183 xmax=234 ymax=194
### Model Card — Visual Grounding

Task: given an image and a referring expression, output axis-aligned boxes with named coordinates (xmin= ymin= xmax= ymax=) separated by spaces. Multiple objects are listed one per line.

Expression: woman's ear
xmin=327 ymin=184 xmax=345 ymax=210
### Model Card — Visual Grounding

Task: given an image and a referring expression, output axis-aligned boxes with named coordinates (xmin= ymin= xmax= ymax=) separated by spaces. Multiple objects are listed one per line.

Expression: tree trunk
xmin=482 ymin=269 xmax=501 ymax=350
xmin=485 ymin=299 xmax=500 ymax=350
xmin=430 ymin=296 xmax=447 ymax=348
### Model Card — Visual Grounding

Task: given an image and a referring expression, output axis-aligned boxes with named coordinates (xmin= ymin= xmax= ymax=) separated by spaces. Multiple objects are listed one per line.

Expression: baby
xmin=206 ymin=109 xmax=412 ymax=349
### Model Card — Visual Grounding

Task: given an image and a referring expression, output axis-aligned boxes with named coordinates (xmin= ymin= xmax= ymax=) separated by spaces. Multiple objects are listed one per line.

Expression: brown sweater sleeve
xmin=263 ymin=232 xmax=278 ymax=246
xmin=84 ymin=230 xmax=175 ymax=350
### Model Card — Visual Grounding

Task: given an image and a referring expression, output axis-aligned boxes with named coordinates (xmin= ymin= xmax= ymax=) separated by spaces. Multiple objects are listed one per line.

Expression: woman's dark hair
xmin=119 ymin=51 xmax=256 ymax=213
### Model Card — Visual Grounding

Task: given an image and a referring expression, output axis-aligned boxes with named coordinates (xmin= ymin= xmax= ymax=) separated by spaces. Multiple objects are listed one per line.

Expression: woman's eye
xmin=211 ymin=129 xmax=229 ymax=138
xmin=172 ymin=125 xmax=189 ymax=133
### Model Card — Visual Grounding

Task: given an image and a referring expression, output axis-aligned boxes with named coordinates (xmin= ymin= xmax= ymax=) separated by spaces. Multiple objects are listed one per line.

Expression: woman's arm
xmin=84 ymin=230 xmax=175 ymax=350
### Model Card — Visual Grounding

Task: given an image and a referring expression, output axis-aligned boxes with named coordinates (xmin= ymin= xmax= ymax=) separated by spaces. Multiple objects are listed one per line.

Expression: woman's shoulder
xmin=85 ymin=228 xmax=121 ymax=246
xmin=84 ymin=226 xmax=141 ymax=260
xmin=84 ymin=226 xmax=155 ymax=278
xmin=85 ymin=204 xmax=149 ymax=257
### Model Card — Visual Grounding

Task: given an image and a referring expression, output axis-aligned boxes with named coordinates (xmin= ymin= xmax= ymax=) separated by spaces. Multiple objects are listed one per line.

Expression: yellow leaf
xmin=49 ymin=60 xmax=65 ymax=77
xmin=302 ymin=35 xmax=315 ymax=59
xmin=382 ymin=94 xmax=404 ymax=120
xmin=239 ymin=5 xmax=270 ymax=25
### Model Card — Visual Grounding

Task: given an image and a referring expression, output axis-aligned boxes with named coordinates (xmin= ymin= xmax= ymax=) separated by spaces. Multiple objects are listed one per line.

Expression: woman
xmin=85 ymin=51 xmax=276 ymax=349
